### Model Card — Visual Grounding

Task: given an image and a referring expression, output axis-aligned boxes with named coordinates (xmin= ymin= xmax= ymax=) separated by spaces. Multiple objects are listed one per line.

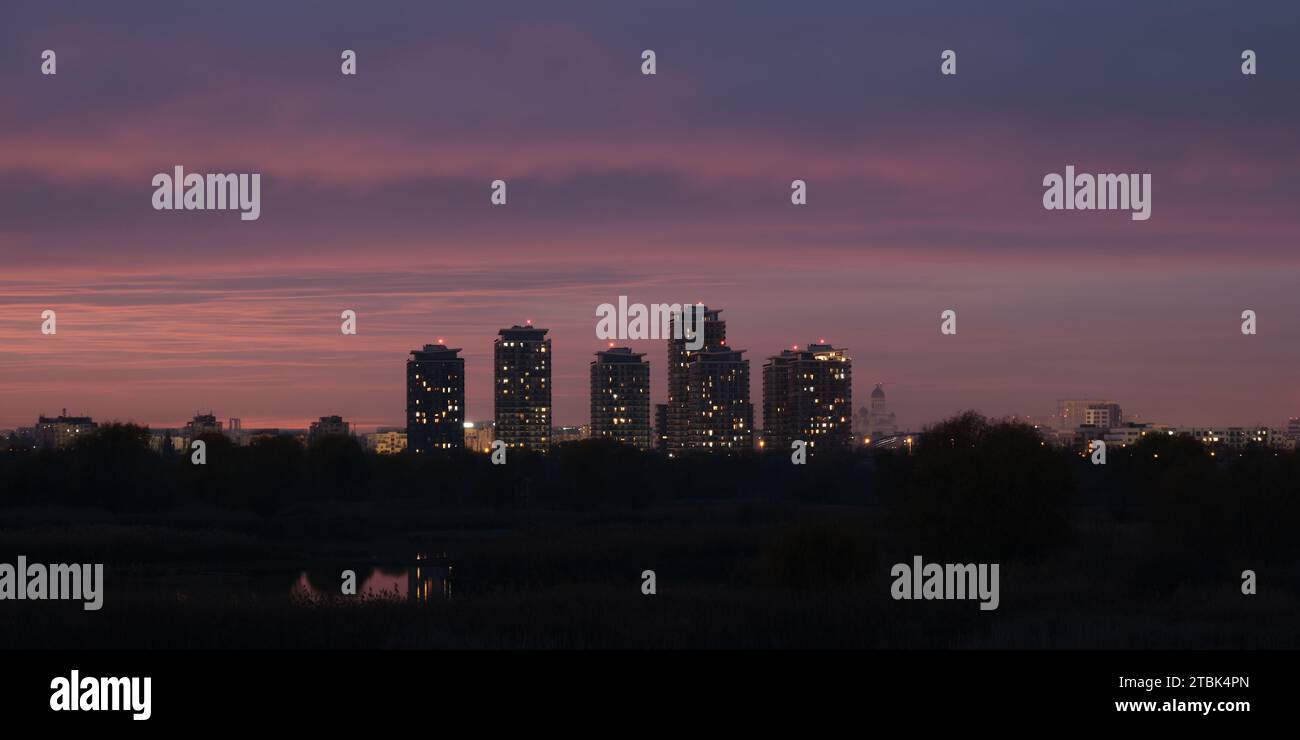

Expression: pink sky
xmin=2 ymin=2 xmax=1298 ymax=431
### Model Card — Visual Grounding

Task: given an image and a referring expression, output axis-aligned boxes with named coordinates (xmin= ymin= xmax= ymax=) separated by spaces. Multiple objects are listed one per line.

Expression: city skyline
xmin=3 ymin=2 xmax=1299 ymax=431
xmin=7 ymin=317 xmax=1300 ymax=438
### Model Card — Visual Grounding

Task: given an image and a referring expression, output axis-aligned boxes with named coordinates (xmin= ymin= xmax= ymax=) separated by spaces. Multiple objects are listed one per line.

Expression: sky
xmin=2 ymin=1 xmax=1299 ymax=431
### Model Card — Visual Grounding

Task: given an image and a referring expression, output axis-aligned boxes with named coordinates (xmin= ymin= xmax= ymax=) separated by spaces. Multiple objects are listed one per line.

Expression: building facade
xmin=406 ymin=343 xmax=465 ymax=452
xmin=1055 ymin=399 xmax=1122 ymax=431
xmin=762 ymin=343 xmax=853 ymax=451
xmin=494 ymin=325 xmax=551 ymax=452
xmin=462 ymin=421 xmax=495 ymax=453
xmin=34 ymin=410 xmax=98 ymax=449
xmin=590 ymin=347 xmax=652 ymax=450
xmin=365 ymin=429 xmax=408 ymax=454
xmin=308 ymin=415 xmax=350 ymax=443
xmin=666 ymin=306 xmax=727 ymax=454
xmin=685 ymin=347 xmax=754 ymax=452
xmin=183 ymin=412 xmax=222 ymax=443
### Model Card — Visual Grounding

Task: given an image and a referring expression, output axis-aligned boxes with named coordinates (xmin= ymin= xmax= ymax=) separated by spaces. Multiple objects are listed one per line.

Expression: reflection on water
xmin=291 ymin=558 xmax=452 ymax=602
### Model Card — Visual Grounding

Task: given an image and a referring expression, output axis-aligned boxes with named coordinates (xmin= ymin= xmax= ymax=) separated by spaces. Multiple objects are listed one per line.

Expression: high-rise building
xmin=667 ymin=306 xmax=728 ymax=454
xmin=686 ymin=347 xmax=753 ymax=452
xmin=309 ymin=415 xmax=350 ymax=443
xmin=762 ymin=343 xmax=853 ymax=451
xmin=494 ymin=325 xmax=551 ymax=452
xmin=590 ymin=347 xmax=652 ymax=450
xmin=406 ymin=343 xmax=465 ymax=452
xmin=654 ymin=403 xmax=669 ymax=452
xmin=34 ymin=409 xmax=98 ymax=449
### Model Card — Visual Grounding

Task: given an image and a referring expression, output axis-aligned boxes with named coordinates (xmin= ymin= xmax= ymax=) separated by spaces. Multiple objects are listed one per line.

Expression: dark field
xmin=2 ymin=414 xmax=1297 ymax=649
xmin=0 ymin=501 xmax=1295 ymax=649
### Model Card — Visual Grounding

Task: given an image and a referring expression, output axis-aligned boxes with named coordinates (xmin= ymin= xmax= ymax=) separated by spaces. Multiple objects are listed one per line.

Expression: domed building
xmin=854 ymin=383 xmax=898 ymax=441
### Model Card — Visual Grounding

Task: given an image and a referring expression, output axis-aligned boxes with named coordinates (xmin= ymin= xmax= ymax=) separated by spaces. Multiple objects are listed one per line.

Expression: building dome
xmin=871 ymin=384 xmax=886 ymax=399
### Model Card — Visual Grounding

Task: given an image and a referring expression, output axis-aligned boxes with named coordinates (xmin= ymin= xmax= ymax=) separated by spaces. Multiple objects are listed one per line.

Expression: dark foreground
xmin=0 ymin=499 xmax=1294 ymax=649
xmin=2 ymin=414 xmax=1297 ymax=649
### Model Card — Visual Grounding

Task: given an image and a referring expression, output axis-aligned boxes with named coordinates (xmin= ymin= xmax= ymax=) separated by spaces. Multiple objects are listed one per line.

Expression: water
xmin=290 ymin=556 xmax=453 ymax=601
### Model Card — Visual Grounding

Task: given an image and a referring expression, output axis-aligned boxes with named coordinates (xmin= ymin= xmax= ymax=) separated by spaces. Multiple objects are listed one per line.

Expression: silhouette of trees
xmin=901 ymin=411 xmax=1072 ymax=560
xmin=0 ymin=413 xmax=1294 ymax=584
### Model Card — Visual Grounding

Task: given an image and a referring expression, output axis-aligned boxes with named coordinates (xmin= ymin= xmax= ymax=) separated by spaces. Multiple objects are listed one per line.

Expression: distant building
xmin=1055 ymin=399 xmax=1122 ymax=431
xmin=184 ymin=412 xmax=222 ymax=442
xmin=654 ymin=403 xmax=669 ymax=452
xmin=223 ymin=418 xmax=246 ymax=445
xmin=1083 ymin=403 xmax=1122 ymax=430
xmin=1286 ymin=417 xmax=1300 ymax=441
xmin=309 ymin=415 xmax=351 ymax=443
xmin=1225 ymin=426 xmax=1274 ymax=450
xmin=147 ymin=429 xmax=184 ymax=454
xmin=365 ymin=429 xmax=407 ymax=454
xmin=463 ymin=421 xmax=495 ymax=453
xmin=407 ymin=343 xmax=465 ymax=452
xmin=1102 ymin=422 xmax=1162 ymax=448
xmin=1160 ymin=425 xmax=1285 ymax=451
xmin=34 ymin=409 xmax=98 ymax=449
xmin=762 ymin=343 xmax=853 ymax=451
xmin=855 ymin=384 xmax=898 ymax=442
xmin=494 ymin=325 xmax=551 ymax=452
xmin=666 ymin=306 xmax=727 ymax=454
xmin=685 ymin=347 xmax=753 ymax=452
xmin=590 ymin=347 xmax=652 ymax=450
xmin=552 ymin=425 xmax=591 ymax=443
